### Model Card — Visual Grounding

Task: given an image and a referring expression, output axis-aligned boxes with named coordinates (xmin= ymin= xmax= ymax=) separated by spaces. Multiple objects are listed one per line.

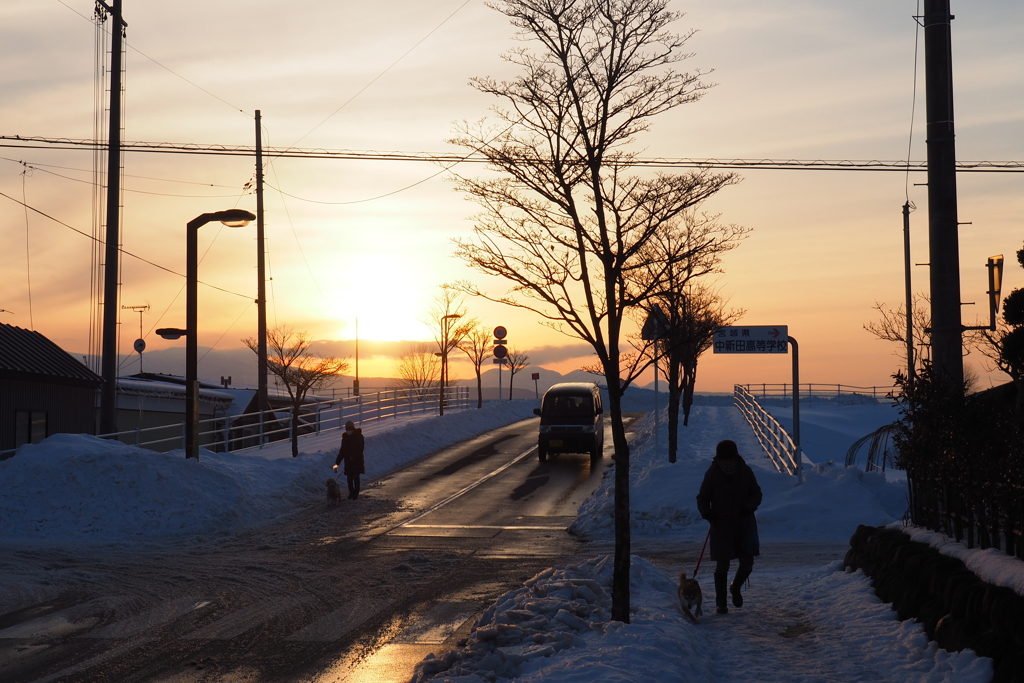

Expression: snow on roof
xmin=116 ymin=376 xmax=234 ymax=406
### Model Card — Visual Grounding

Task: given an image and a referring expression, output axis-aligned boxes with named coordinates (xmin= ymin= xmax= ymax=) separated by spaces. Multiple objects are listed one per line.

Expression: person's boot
xmin=731 ymin=567 xmax=752 ymax=608
xmin=714 ymin=572 xmax=728 ymax=614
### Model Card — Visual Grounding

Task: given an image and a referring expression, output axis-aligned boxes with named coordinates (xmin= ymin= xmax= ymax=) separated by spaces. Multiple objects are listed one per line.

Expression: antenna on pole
xmin=122 ymin=303 xmax=149 ymax=374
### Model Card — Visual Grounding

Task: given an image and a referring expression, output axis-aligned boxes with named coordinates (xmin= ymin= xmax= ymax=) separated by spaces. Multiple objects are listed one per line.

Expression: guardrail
xmin=92 ymin=385 xmax=470 ymax=454
xmin=737 ymin=383 xmax=898 ymax=401
xmin=733 ymin=385 xmax=798 ymax=475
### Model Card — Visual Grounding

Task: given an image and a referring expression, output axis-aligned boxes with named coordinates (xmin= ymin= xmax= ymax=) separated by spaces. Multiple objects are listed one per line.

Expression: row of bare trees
xmin=395 ymin=287 xmax=532 ymax=405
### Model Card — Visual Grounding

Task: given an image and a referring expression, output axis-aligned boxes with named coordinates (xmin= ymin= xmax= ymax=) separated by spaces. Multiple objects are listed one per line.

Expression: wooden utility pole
xmin=255 ymin=110 xmax=268 ymax=411
xmin=923 ymin=0 xmax=964 ymax=386
xmin=99 ymin=0 xmax=126 ymax=435
xmin=903 ymin=202 xmax=915 ymax=385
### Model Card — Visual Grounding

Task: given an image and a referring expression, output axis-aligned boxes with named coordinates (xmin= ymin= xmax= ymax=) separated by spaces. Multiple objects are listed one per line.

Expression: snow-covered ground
xmin=412 ymin=399 xmax=1020 ymax=683
xmin=0 ymin=400 xmax=539 ymax=548
xmin=3 ymin=388 xmax=1021 ymax=682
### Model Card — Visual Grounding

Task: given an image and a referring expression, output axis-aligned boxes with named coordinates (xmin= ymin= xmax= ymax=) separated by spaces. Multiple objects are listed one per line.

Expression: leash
xmin=693 ymin=526 xmax=711 ymax=577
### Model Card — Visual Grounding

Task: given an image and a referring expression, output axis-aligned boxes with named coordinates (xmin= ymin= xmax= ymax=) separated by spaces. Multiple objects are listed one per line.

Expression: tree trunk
xmin=682 ymin=359 xmax=698 ymax=427
xmin=666 ymin=356 xmax=681 ymax=463
xmin=508 ymin=372 xmax=514 ymax=400
xmin=605 ymin=365 xmax=631 ymax=624
xmin=290 ymin=404 xmax=300 ymax=457
xmin=476 ymin=369 xmax=483 ymax=408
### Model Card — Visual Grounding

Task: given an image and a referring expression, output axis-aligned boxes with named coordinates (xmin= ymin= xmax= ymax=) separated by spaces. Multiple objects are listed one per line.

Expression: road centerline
xmin=397 ymin=446 xmax=537 ymax=529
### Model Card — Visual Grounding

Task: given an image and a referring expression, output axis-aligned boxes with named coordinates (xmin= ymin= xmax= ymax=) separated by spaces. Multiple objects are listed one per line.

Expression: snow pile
xmin=412 ymin=555 xmax=993 ymax=683
xmin=0 ymin=401 xmax=538 ymax=546
xmin=765 ymin=401 xmax=899 ymax=465
xmin=569 ymin=405 xmax=908 ymax=541
xmin=411 ymin=555 xmax=707 ymax=683
xmin=897 ymin=523 xmax=1024 ymax=597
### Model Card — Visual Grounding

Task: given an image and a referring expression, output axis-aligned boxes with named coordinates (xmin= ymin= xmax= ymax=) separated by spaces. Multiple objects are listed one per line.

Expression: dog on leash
xmin=325 ymin=478 xmax=343 ymax=505
xmin=678 ymin=571 xmax=704 ymax=624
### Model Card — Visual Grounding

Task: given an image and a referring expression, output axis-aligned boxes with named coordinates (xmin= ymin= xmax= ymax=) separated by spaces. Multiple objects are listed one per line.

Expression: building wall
xmin=0 ymin=378 xmax=97 ymax=451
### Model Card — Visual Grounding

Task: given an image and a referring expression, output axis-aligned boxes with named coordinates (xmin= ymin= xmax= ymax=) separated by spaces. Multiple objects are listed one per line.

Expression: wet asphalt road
xmin=0 ymin=416 xmax=625 ymax=683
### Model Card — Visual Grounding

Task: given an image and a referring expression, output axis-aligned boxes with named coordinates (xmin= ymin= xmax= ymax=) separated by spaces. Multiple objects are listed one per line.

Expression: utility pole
xmin=255 ymin=110 xmax=268 ymax=411
xmin=903 ymin=202 xmax=915 ymax=386
xmin=98 ymin=0 xmax=126 ymax=435
xmin=923 ymin=0 xmax=964 ymax=386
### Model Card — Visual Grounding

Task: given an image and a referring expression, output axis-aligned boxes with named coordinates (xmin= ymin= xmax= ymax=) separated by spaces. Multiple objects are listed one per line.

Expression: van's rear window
xmin=543 ymin=394 xmax=593 ymax=416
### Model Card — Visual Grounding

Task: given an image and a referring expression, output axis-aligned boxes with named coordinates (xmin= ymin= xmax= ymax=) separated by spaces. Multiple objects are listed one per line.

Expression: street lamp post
xmin=177 ymin=209 xmax=255 ymax=460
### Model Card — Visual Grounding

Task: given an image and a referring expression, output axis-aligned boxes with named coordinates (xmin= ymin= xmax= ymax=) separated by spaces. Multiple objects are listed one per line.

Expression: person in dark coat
xmin=333 ymin=420 xmax=365 ymax=499
xmin=696 ymin=439 xmax=763 ymax=614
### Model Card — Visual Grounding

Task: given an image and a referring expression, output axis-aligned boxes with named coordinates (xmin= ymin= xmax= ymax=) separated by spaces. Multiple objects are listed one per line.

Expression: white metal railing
xmin=90 ymin=385 xmax=471 ymax=454
xmin=738 ymin=383 xmax=898 ymax=401
xmin=733 ymin=385 xmax=798 ymax=475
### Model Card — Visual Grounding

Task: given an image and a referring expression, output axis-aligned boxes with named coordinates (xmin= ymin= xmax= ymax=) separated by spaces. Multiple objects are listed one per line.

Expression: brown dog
xmin=325 ymin=478 xmax=343 ymax=505
xmin=678 ymin=571 xmax=703 ymax=624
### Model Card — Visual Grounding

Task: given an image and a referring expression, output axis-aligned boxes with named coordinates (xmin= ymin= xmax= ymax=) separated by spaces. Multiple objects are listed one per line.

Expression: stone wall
xmin=844 ymin=525 xmax=1024 ymax=683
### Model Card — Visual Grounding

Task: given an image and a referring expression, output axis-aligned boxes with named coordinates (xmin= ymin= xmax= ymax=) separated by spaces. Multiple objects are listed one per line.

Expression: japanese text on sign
xmin=713 ymin=326 xmax=789 ymax=354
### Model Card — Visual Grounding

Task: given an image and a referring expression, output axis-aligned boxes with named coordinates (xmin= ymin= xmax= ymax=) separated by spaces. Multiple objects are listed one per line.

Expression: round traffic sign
xmin=493 ymin=325 xmax=507 ymax=340
xmin=493 ymin=344 xmax=508 ymax=359
xmin=133 ymin=338 xmax=146 ymax=354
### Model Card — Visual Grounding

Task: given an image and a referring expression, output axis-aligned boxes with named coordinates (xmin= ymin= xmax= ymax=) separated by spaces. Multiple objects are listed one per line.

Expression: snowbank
xmin=0 ymin=401 xmax=538 ymax=546
xmin=570 ymin=406 xmax=909 ymax=541
xmin=412 ymin=555 xmax=993 ymax=683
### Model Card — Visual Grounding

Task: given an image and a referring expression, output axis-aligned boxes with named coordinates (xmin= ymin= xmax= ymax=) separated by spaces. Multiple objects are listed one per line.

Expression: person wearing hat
xmin=696 ymin=439 xmax=763 ymax=614
xmin=334 ymin=420 xmax=365 ymax=499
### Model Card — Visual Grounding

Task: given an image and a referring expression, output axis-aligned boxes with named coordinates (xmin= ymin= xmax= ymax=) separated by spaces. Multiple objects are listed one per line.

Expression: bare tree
xmin=864 ymin=293 xmax=932 ymax=374
xmin=459 ymin=325 xmax=492 ymax=408
xmin=658 ymin=283 xmax=742 ymax=445
xmin=427 ymin=287 xmax=478 ymax=414
xmin=505 ymin=347 xmax=530 ymax=400
xmin=243 ymin=326 xmax=348 ymax=457
xmin=395 ymin=343 xmax=441 ymax=401
xmin=451 ymin=0 xmax=738 ymax=621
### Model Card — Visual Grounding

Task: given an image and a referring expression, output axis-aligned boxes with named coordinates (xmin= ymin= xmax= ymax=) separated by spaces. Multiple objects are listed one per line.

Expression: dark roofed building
xmin=0 ymin=323 xmax=101 ymax=455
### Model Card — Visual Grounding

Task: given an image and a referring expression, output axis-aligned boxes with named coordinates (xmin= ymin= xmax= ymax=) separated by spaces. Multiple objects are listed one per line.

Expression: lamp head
xmin=217 ymin=209 xmax=256 ymax=227
xmin=155 ymin=327 xmax=188 ymax=340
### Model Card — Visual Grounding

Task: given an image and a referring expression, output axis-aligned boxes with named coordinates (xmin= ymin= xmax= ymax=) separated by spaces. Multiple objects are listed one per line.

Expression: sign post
xmin=713 ymin=325 xmax=802 ymax=483
xmin=493 ymin=326 xmax=508 ymax=401
xmin=641 ymin=306 xmax=671 ymax=461
xmin=531 ymin=372 xmax=540 ymax=399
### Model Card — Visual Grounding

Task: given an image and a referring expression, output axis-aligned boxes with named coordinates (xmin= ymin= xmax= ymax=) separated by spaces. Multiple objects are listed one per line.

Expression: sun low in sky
xmin=1 ymin=0 xmax=1022 ymax=392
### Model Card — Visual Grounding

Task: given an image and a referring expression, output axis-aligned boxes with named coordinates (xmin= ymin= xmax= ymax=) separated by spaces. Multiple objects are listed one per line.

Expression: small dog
xmin=678 ymin=571 xmax=703 ymax=624
xmin=325 ymin=478 xmax=343 ymax=505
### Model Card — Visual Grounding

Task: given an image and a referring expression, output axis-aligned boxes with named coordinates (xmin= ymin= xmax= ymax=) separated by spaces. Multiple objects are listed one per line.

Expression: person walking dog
xmin=334 ymin=420 xmax=365 ymax=499
xmin=696 ymin=439 xmax=763 ymax=614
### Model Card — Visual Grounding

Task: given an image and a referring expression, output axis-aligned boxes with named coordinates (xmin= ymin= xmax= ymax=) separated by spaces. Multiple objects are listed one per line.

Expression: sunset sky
xmin=1 ymin=0 xmax=1022 ymax=392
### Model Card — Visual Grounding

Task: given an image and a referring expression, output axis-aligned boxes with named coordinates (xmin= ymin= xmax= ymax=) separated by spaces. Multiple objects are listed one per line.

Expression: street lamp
xmin=179 ymin=209 xmax=256 ymax=460
xmin=439 ymin=313 xmax=462 ymax=416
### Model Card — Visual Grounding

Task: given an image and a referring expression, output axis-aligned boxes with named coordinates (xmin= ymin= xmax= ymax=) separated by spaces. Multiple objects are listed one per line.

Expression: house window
xmin=15 ymin=410 xmax=47 ymax=447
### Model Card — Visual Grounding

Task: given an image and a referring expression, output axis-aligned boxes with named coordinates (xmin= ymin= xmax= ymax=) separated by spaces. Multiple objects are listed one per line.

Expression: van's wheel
xmin=538 ymin=448 xmax=547 ymax=462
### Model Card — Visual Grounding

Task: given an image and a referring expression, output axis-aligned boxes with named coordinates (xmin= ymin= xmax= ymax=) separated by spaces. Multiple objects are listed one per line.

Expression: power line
xmin=2 ymin=158 xmax=243 ymax=198
xmin=0 ymin=190 xmax=252 ymax=300
xmin=0 ymin=155 xmax=242 ymax=188
xmin=3 ymin=136 xmax=1023 ymax=171
xmin=57 ymin=0 xmax=249 ymax=116
xmin=289 ymin=0 xmax=474 ymax=148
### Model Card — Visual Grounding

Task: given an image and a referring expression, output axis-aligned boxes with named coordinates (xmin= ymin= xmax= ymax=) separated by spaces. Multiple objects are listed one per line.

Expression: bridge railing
xmin=89 ymin=385 xmax=471 ymax=454
xmin=737 ymin=383 xmax=897 ymax=402
xmin=733 ymin=384 xmax=799 ymax=475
